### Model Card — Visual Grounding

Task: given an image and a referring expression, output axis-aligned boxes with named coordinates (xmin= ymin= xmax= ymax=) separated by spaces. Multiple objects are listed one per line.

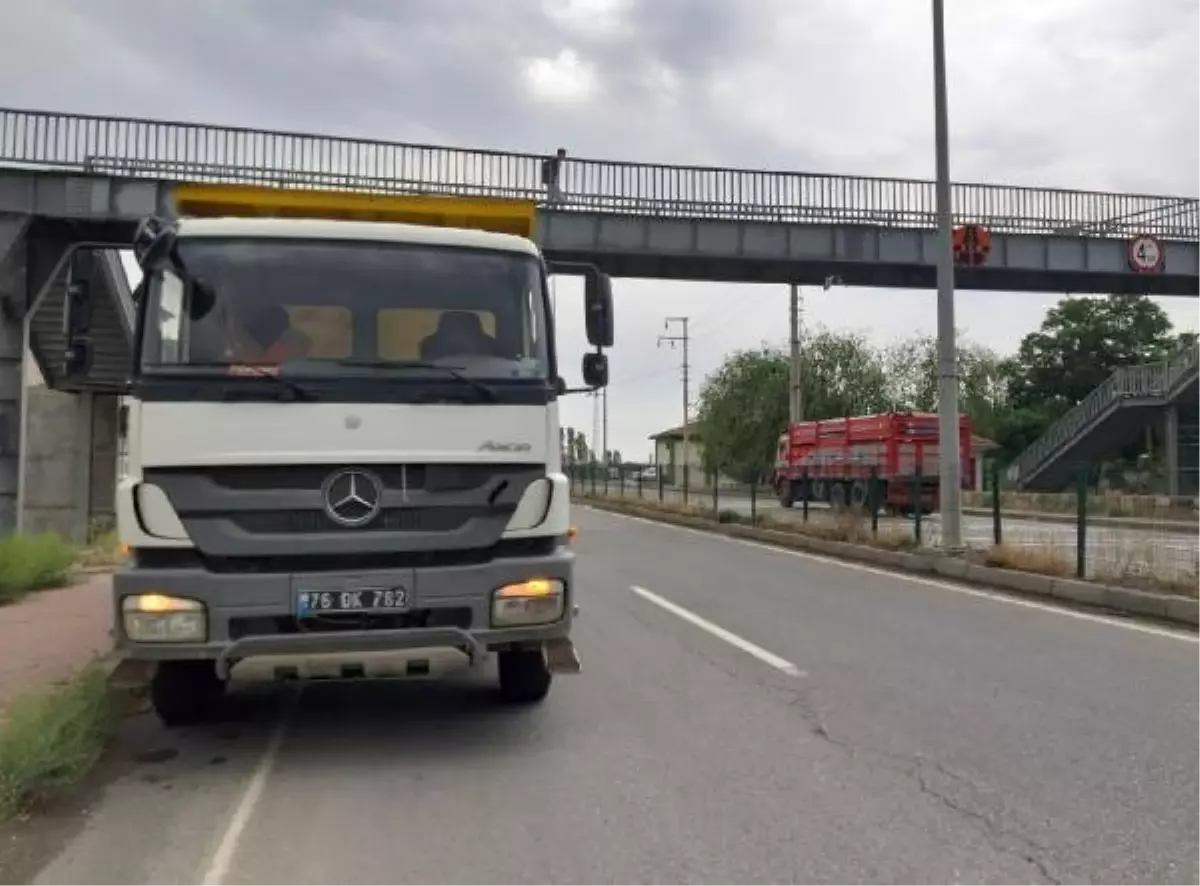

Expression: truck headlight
xmin=491 ymin=578 xmax=565 ymax=627
xmin=121 ymin=593 xmax=207 ymax=643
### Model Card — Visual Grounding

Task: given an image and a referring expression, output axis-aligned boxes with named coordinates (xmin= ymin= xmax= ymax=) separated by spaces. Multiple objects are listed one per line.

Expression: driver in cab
xmin=223 ymin=305 xmax=312 ymax=368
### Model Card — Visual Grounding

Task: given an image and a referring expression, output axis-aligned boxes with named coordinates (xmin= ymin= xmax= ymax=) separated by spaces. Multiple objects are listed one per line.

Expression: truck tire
xmin=498 ymin=647 xmax=552 ymax=704
xmin=777 ymin=481 xmax=794 ymax=508
xmin=830 ymin=482 xmax=848 ymax=510
xmin=150 ymin=660 xmax=225 ymax=727
xmin=850 ymin=480 xmax=867 ymax=508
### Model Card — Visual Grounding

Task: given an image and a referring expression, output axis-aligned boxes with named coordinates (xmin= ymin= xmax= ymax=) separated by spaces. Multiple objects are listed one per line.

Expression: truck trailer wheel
xmin=150 ymin=660 xmax=226 ymax=727
xmin=498 ymin=647 xmax=552 ymax=704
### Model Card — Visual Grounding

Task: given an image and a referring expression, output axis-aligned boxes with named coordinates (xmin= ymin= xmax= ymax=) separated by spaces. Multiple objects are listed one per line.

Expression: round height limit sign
xmin=1127 ymin=234 xmax=1165 ymax=273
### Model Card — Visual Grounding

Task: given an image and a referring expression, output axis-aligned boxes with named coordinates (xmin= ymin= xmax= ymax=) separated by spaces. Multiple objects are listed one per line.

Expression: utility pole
xmin=931 ymin=0 xmax=963 ymax=549
xmin=601 ymin=386 xmax=609 ymax=467
xmin=658 ymin=316 xmax=690 ymax=496
xmin=788 ymin=284 xmax=803 ymax=423
xmin=591 ymin=389 xmax=600 ymax=466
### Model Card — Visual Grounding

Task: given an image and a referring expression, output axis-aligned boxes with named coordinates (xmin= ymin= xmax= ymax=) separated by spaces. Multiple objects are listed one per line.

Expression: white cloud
xmin=524 ymin=49 xmax=598 ymax=104
xmin=542 ymin=0 xmax=633 ymax=38
xmin=2 ymin=0 xmax=1195 ymax=458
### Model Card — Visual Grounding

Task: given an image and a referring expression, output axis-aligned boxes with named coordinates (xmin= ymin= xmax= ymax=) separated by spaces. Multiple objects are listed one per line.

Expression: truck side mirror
xmin=584 ymin=269 xmax=614 ymax=348
xmin=582 ymin=352 xmax=608 ymax=388
xmin=133 ymin=216 xmax=178 ymax=272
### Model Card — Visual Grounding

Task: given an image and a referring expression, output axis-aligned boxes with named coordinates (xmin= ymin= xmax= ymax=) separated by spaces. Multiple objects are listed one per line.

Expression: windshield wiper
xmin=175 ymin=362 xmax=317 ymax=402
xmin=338 ymin=359 xmax=498 ymax=402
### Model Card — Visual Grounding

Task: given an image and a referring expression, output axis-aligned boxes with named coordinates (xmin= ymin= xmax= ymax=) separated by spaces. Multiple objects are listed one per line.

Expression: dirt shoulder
xmin=0 ymin=575 xmax=113 ymax=719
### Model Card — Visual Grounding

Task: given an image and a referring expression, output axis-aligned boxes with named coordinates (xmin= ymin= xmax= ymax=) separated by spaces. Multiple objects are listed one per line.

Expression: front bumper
xmin=112 ymin=546 xmax=574 ymax=679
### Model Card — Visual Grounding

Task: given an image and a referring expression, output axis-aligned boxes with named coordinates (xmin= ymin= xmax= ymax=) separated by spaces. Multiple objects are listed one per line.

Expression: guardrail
xmin=2 ymin=107 xmax=1197 ymax=239
xmin=1013 ymin=344 xmax=1200 ymax=484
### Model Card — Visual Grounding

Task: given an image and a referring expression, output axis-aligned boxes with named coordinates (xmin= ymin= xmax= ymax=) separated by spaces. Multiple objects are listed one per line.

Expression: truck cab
xmin=109 ymin=213 xmax=613 ymax=725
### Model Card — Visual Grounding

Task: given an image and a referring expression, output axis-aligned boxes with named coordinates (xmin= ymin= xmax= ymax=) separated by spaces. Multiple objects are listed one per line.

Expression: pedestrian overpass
xmin=0 ymin=107 xmax=1198 ymax=532
xmin=1011 ymin=345 xmax=1200 ymax=494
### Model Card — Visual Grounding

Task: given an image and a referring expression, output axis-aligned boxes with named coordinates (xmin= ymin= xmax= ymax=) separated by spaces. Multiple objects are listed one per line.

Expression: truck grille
xmin=231 ymin=507 xmax=475 ymax=535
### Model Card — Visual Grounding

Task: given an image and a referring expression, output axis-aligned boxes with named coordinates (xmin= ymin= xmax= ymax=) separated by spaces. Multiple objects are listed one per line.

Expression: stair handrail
xmin=1013 ymin=343 xmax=1200 ymax=484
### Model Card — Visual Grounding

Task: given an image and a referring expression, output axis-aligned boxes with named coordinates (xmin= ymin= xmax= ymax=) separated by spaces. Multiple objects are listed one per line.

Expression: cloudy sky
xmin=5 ymin=0 xmax=1197 ymax=459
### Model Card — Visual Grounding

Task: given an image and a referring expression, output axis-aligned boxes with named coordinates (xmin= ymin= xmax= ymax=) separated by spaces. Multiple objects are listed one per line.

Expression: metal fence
xmin=2 ymin=108 xmax=1197 ymax=239
xmin=571 ymin=464 xmax=1199 ymax=587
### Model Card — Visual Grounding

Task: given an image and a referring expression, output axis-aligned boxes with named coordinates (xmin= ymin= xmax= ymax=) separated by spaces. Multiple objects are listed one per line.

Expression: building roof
xmin=972 ymin=433 xmax=1000 ymax=452
xmin=648 ymin=421 xmax=701 ymax=441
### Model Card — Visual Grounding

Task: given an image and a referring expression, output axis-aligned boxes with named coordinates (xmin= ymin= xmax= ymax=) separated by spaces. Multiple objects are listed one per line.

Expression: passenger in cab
xmin=419 ymin=311 xmax=505 ymax=361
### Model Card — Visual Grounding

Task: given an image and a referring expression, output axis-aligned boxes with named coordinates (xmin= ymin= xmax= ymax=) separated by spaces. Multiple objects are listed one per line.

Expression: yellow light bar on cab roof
xmin=172 ymin=183 xmax=537 ymax=238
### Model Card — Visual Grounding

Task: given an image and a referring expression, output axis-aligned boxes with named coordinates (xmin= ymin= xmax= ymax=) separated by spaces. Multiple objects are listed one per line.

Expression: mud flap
xmin=544 ymin=637 xmax=581 ymax=674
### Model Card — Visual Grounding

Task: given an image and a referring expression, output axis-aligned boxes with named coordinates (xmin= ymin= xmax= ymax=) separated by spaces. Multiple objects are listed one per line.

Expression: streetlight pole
xmin=932 ymin=0 xmax=963 ymax=549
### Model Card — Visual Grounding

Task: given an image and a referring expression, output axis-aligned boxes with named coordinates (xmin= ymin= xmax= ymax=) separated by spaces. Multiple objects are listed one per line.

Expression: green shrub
xmin=0 ymin=532 xmax=77 ymax=604
xmin=0 ymin=666 xmax=115 ymax=819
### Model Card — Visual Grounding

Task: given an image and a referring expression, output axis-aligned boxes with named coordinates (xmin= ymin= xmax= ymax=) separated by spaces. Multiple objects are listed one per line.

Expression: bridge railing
xmin=1012 ymin=344 xmax=1200 ymax=485
xmin=2 ymin=108 xmax=1196 ymax=239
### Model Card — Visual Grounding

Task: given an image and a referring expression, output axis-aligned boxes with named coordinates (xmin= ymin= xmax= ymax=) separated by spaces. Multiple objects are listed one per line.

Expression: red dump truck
xmin=772 ymin=411 xmax=974 ymax=514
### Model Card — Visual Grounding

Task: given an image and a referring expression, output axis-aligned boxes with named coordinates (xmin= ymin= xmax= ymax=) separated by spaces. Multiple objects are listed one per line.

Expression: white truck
xmin=102 ymin=211 xmax=613 ymax=725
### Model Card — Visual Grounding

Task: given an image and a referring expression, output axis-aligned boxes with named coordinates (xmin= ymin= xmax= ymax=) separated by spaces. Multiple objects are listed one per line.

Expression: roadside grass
xmin=76 ymin=530 xmax=126 ymax=571
xmin=0 ymin=665 xmax=115 ymax=821
xmin=577 ymin=491 xmax=1196 ymax=597
xmin=981 ymin=542 xmax=1071 ymax=577
xmin=0 ymin=533 xmax=77 ymax=606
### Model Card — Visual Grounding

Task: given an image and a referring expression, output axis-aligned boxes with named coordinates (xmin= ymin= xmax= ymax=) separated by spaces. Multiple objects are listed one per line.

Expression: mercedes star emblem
xmin=321 ymin=468 xmax=384 ymax=528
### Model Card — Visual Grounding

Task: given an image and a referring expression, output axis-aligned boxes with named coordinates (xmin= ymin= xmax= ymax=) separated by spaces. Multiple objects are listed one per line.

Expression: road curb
xmin=97 ymin=651 xmax=152 ymax=717
xmin=577 ymin=497 xmax=1199 ymax=629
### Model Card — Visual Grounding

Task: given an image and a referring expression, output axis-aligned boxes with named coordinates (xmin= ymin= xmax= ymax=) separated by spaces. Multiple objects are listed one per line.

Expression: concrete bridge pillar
xmin=1163 ymin=404 xmax=1180 ymax=497
xmin=0 ymin=214 xmax=30 ymax=532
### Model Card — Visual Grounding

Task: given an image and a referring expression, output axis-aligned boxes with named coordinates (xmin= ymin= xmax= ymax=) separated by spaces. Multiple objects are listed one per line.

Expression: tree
xmin=695 ymin=347 xmax=787 ymax=485
xmin=1007 ymin=294 xmax=1175 ymax=413
xmin=694 ymin=328 xmax=892 ymax=484
xmin=797 ymin=328 xmax=891 ymax=419
xmin=882 ymin=334 xmax=1012 ymax=441
xmin=564 ymin=427 xmax=590 ymax=464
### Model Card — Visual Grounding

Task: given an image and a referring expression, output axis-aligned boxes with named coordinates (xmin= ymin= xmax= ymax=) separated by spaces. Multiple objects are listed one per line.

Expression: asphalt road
xmin=30 ymin=507 xmax=1199 ymax=885
xmin=633 ymin=488 xmax=1199 ymax=581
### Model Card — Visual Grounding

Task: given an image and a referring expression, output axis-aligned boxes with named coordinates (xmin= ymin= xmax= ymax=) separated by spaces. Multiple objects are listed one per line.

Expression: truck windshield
xmin=140 ymin=237 xmax=552 ymax=384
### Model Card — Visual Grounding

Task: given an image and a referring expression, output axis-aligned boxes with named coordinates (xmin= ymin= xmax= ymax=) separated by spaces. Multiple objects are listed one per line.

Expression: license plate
xmin=297 ymin=587 xmax=409 ymax=617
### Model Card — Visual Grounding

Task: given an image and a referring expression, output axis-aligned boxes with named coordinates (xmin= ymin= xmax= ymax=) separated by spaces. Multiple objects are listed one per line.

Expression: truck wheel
xmin=777 ymin=481 xmax=794 ymax=509
xmin=850 ymin=480 xmax=867 ymax=508
xmin=150 ymin=660 xmax=225 ymax=727
xmin=498 ymin=647 xmax=552 ymax=704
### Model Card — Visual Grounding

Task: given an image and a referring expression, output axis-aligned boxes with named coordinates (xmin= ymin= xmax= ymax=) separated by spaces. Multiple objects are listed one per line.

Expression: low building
xmin=647 ymin=422 xmax=736 ymax=487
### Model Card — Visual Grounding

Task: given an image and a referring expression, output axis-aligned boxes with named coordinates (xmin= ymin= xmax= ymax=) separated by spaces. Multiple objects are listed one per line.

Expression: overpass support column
xmin=71 ymin=392 xmax=95 ymax=543
xmin=0 ymin=214 xmax=30 ymax=533
xmin=1163 ymin=404 xmax=1180 ymax=497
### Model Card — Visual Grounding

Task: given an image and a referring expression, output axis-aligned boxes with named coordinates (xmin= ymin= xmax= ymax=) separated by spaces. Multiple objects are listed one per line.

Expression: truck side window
xmin=156 ymin=273 xmax=184 ymax=363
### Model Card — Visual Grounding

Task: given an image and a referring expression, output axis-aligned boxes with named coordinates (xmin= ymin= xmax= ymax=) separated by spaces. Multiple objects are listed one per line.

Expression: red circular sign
xmin=1127 ymin=235 xmax=1165 ymax=273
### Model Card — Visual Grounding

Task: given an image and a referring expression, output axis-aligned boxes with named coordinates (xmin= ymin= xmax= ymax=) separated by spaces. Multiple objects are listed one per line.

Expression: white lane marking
xmin=201 ymin=691 xmax=298 ymax=885
xmin=630 ymin=584 xmax=805 ymax=677
xmin=585 ymin=507 xmax=1198 ymax=644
